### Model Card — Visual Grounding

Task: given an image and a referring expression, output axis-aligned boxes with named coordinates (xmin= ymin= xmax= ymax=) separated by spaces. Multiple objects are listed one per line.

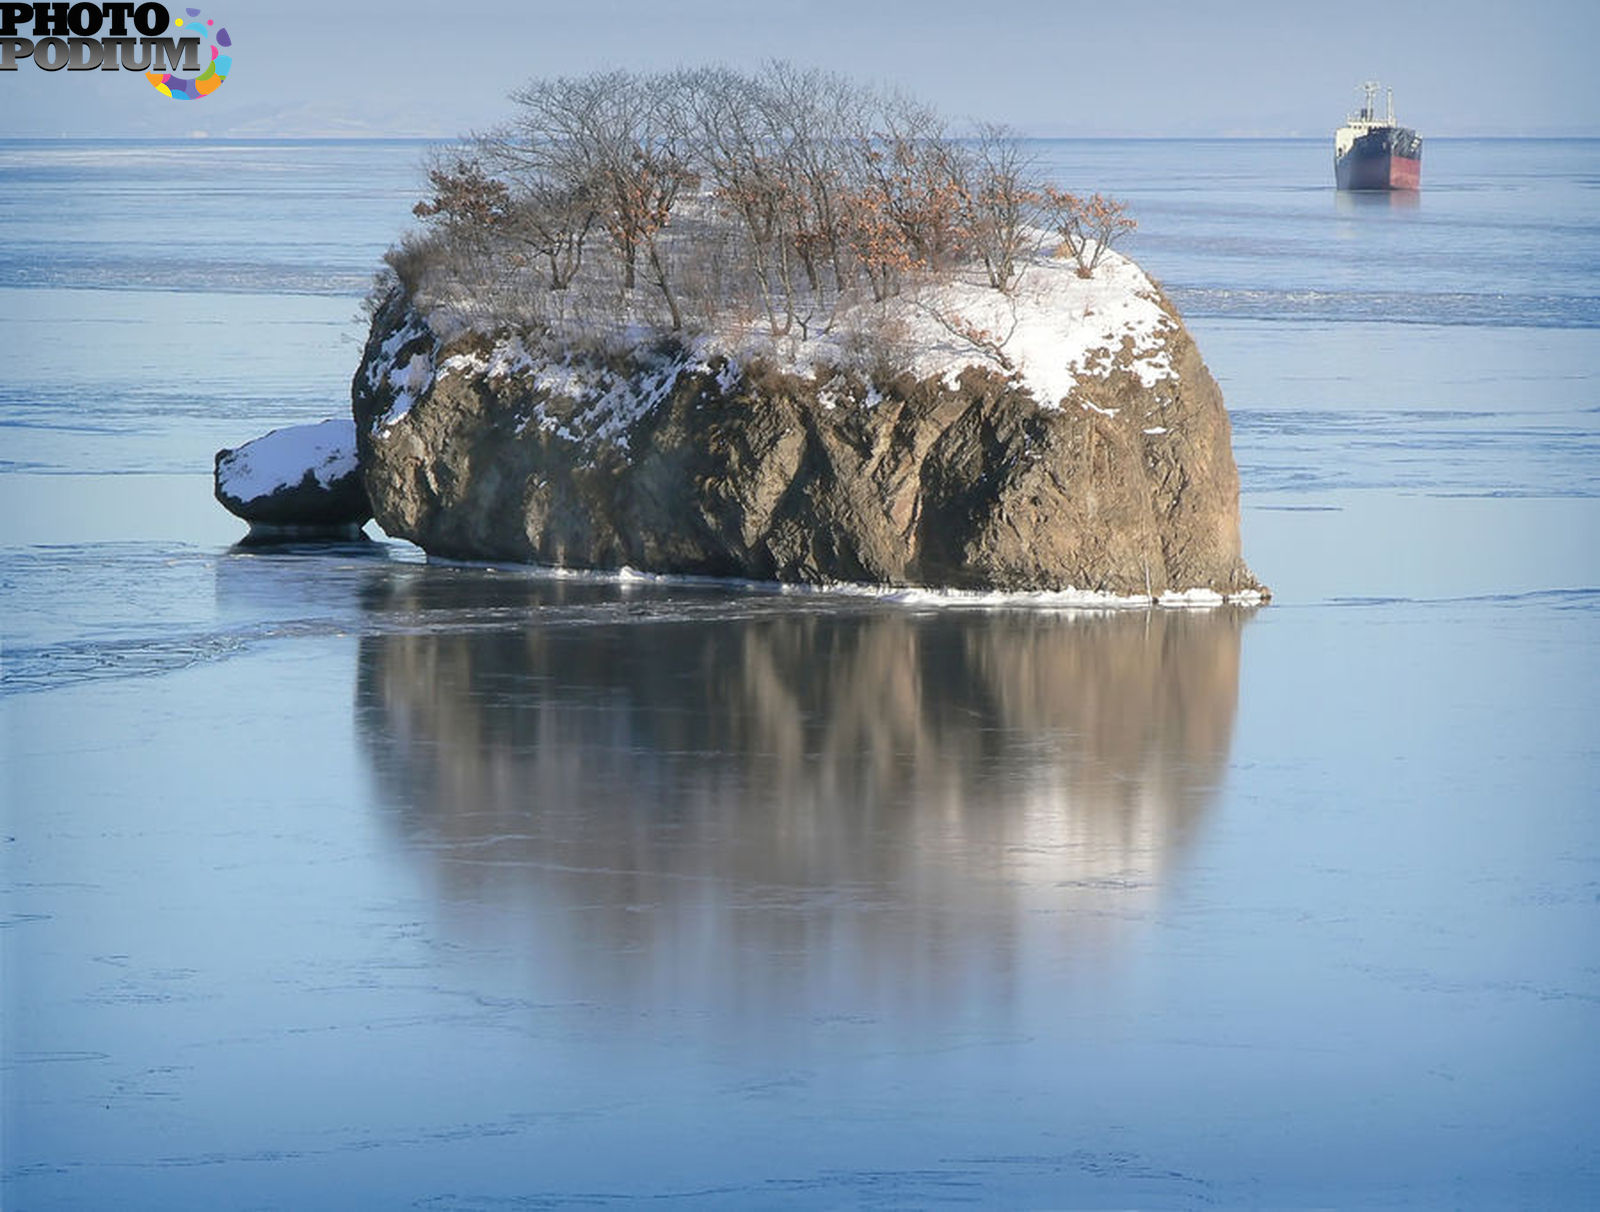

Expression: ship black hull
xmin=1336 ymin=127 xmax=1422 ymax=191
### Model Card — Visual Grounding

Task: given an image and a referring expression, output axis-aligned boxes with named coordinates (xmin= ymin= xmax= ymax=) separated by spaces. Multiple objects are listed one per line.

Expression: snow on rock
xmin=362 ymin=308 xmax=439 ymax=432
xmin=214 ymin=419 xmax=371 ymax=535
xmin=895 ymin=248 xmax=1178 ymax=405
xmin=514 ymin=346 xmax=707 ymax=454
xmin=217 ymin=419 xmax=358 ymax=501
xmin=382 ymin=351 xmax=435 ymax=429
xmin=704 ymin=246 xmax=1178 ymax=411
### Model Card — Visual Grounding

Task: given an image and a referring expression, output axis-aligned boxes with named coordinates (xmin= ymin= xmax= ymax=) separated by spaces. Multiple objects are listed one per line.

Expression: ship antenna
xmin=1387 ymin=86 xmax=1394 ymax=124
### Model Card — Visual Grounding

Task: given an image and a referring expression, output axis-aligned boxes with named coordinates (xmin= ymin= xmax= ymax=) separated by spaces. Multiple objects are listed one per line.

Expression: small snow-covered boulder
xmin=214 ymin=418 xmax=371 ymax=539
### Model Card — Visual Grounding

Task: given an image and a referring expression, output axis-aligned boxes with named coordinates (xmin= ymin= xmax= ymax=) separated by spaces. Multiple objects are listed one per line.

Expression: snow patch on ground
xmin=217 ymin=419 xmax=358 ymax=502
xmin=705 ymin=246 xmax=1177 ymax=411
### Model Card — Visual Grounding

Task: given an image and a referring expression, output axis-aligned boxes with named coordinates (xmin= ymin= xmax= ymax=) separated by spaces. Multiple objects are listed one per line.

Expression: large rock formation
xmin=351 ymin=255 xmax=1264 ymax=599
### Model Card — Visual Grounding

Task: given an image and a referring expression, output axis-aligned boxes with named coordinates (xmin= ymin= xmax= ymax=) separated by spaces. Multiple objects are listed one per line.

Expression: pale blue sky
xmin=1 ymin=0 xmax=1596 ymax=137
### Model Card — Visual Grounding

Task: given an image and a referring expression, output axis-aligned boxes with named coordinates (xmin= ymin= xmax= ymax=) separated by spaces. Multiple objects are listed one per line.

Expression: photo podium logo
xmin=1 ymin=3 xmax=233 ymax=99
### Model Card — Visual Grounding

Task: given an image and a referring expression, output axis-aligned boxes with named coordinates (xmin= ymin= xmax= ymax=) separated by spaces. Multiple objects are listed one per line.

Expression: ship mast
xmin=1360 ymin=80 xmax=1379 ymax=122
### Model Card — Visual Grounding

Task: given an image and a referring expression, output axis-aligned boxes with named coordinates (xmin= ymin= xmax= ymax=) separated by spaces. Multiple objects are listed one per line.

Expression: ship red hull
xmin=1388 ymin=154 xmax=1421 ymax=191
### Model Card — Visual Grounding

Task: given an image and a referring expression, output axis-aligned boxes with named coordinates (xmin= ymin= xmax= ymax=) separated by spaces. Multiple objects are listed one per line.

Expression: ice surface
xmin=9 ymin=136 xmax=1600 ymax=1212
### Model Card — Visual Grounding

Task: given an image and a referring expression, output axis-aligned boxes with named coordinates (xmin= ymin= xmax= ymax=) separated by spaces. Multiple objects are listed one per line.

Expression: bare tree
xmin=508 ymin=72 xmax=699 ymax=328
xmin=917 ymin=295 xmax=1021 ymax=375
xmin=395 ymin=68 xmax=1140 ymax=340
xmin=758 ymin=63 xmax=864 ymax=302
xmin=855 ymin=95 xmax=971 ymax=276
xmin=961 ymin=123 xmax=1039 ymax=292
xmin=405 ymin=150 xmax=536 ymax=326
xmin=515 ymin=177 xmax=599 ymax=292
xmin=838 ymin=174 xmax=913 ymax=303
xmin=416 ymin=143 xmax=599 ymax=295
xmin=674 ymin=66 xmax=798 ymax=335
xmin=413 ymin=152 xmax=513 ymax=230
xmin=1042 ymin=188 xmax=1138 ymax=278
xmin=673 ymin=63 xmax=870 ymax=336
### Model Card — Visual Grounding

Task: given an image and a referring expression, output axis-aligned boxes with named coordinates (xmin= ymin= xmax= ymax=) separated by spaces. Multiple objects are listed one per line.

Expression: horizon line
xmin=3 ymin=132 xmax=1599 ymax=143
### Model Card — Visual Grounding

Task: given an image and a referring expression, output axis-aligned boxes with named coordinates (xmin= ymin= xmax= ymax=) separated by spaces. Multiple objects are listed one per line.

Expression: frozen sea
xmin=2 ymin=138 xmax=1598 ymax=1208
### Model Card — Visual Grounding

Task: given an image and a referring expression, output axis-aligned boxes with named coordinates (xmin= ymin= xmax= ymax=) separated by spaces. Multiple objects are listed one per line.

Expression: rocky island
xmin=236 ymin=66 xmax=1264 ymax=601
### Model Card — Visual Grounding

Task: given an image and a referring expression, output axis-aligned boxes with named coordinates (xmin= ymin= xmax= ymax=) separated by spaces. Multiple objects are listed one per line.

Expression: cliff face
xmin=351 ymin=261 xmax=1264 ymax=598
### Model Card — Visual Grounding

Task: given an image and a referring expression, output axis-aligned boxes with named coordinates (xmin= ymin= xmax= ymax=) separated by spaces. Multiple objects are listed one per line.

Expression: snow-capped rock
xmin=214 ymin=418 xmax=372 ymax=540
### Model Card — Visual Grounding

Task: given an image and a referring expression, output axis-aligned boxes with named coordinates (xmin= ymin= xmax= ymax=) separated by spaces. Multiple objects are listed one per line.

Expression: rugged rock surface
xmin=350 ymin=265 xmax=1264 ymax=598
xmin=215 ymin=418 xmax=372 ymax=540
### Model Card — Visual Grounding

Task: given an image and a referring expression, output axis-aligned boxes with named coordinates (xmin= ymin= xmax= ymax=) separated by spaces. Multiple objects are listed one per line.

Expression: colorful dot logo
xmin=147 ymin=8 xmax=231 ymax=100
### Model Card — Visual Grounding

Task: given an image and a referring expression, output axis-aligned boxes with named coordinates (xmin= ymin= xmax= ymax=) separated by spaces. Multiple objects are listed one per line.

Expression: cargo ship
xmin=1334 ymin=82 xmax=1422 ymax=191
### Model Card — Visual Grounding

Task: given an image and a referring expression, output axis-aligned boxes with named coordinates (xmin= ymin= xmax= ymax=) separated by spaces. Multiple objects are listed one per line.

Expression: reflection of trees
xmin=356 ymin=581 xmax=1250 ymax=1017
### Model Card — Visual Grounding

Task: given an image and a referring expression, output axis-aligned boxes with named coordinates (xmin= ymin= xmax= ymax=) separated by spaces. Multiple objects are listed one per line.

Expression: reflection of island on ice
xmin=355 ymin=581 xmax=1250 ymax=1017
